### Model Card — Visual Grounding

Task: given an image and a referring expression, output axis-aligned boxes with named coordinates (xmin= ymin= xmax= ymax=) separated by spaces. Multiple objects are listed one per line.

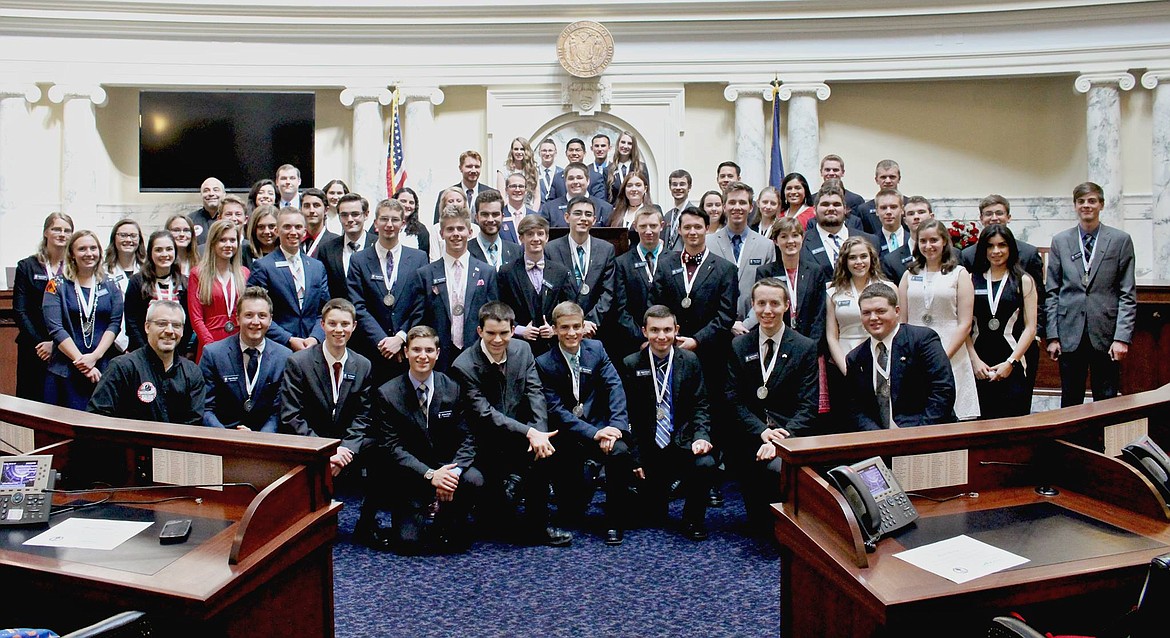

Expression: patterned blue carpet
xmin=332 ymin=484 xmax=780 ymax=637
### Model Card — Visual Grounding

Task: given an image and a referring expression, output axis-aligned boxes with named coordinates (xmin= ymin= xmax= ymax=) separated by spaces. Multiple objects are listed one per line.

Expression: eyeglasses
xmin=149 ymin=320 xmax=184 ymax=330
xmin=568 ymin=210 xmax=596 ymax=218
xmin=337 ymin=211 xmax=364 ymax=218
xmin=506 ymin=184 xmax=527 ymax=190
xmin=116 ymin=232 xmax=139 ymax=240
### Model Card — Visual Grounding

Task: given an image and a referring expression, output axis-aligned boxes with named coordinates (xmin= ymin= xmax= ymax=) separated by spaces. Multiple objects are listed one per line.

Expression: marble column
xmin=339 ymin=87 xmax=392 ymax=205
xmin=777 ymin=82 xmax=831 ymax=183
xmin=0 ymin=84 xmax=42 ymax=280
xmin=399 ymin=86 xmax=446 ymax=213
xmin=47 ymin=84 xmax=107 ymax=233
xmin=1074 ymin=73 xmax=1135 ymax=227
xmin=723 ymin=84 xmax=770 ymax=190
xmin=1143 ymin=70 xmax=1170 ymax=279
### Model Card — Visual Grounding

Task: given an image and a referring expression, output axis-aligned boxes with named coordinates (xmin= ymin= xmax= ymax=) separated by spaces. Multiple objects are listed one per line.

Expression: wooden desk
xmin=773 ymin=386 xmax=1170 ymax=637
xmin=0 ymin=395 xmax=341 ymax=637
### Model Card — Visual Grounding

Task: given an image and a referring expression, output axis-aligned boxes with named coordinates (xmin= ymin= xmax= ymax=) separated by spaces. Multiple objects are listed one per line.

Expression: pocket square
xmin=476 ymin=279 xmax=485 ymax=286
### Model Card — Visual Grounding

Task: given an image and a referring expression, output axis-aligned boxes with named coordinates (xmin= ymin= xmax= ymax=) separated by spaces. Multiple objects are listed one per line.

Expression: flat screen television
xmin=139 ymin=91 xmax=315 ymax=192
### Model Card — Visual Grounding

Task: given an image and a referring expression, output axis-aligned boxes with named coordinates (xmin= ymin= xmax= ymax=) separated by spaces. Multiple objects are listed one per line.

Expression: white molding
xmin=46 ymin=84 xmax=107 ymax=107
xmin=1074 ymin=72 xmax=1137 ymax=93
xmin=1142 ymin=70 xmax=1170 ymax=89
xmin=396 ymin=86 xmax=445 ymax=106
xmin=777 ymin=83 xmax=831 ymax=102
xmin=339 ymin=86 xmax=392 ymax=107
xmin=0 ymin=84 xmax=41 ymax=102
xmin=723 ymin=84 xmax=772 ymax=103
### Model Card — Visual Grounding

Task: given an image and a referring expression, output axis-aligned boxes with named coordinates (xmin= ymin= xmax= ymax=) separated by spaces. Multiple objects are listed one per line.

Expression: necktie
xmin=332 ymin=361 xmax=343 ymax=402
xmin=1083 ymin=233 xmax=1095 ymax=265
xmin=488 ymin=242 xmax=499 ymax=269
xmin=244 ymin=347 xmax=259 ymax=381
xmin=385 ymin=248 xmax=395 ymax=284
xmin=764 ymin=338 xmax=776 ymax=370
xmin=289 ymin=257 xmax=305 ymax=303
xmin=654 ymin=356 xmax=673 ymax=449
xmin=569 ymin=352 xmax=582 ymax=407
xmin=876 ymin=342 xmax=891 ymax=429
xmin=575 ymin=245 xmax=586 ymax=288
xmin=621 ymin=164 xmax=628 ymax=181
xmin=466 ymin=188 xmax=474 ymax=207
xmin=451 ymin=260 xmax=465 ymax=349
xmin=828 ymin=234 xmax=842 ymax=262
xmin=543 ymin=168 xmax=552 ymax=199
xmin=683 ymin=250 xmax=701 ymax=277
xmin=888 ymin=232 xmax=898 ymax=251
xmin=731 ymin=234 xmax=743 ymax=262
xmin=348 ymin=241 xmax=359 ymax=253
xmin=418 ymin=383 xmax=428 ymax=410
xmin=644 ymin=247 xmax=658 ymax=278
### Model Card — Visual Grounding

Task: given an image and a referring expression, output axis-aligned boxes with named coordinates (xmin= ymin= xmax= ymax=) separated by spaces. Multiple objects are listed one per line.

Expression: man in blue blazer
xmin=844 ymin=284 xmax=956 ymax=430
xmin=246 ymin=208 xmax=328 ymax=350
xmin=348 ymin=199 xmax=429 ymax=385
xmin=544 ymin=196 xmax=617 ymax=339
xmin=468 ymin=190 xmax=523 ymax=270
xmin=538 ymin=163 xmax=614 ymax=228
xmin=802 ymin=180 xmax=881 ymax=273
xmin=536 ymin=301 xmax=633 ymax=546
xmin=587 ymin=133 xmax=610 ymax=202
xmin=200 ymin=286 xmax=292 ymax=432
xmin=317 ymin=193 xmax=376 ymax=301
xmin=404 ymin=205 xmax=499 ymax=371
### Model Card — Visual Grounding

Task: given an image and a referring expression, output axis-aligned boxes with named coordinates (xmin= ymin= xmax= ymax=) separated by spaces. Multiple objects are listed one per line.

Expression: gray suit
xmin=708 ymin=227 xmax=775 ymax=324
xmin=1044 ymin=222 xmax=1136 ymax=405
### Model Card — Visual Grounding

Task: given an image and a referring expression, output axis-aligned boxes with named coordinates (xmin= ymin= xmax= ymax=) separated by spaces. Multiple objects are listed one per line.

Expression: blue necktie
xmin=654 ymin=356 xmax=673 ymax=448
xmin=575 ymin=245 xmax=586 ymax=287
xmin=731 ymin=234 xmax=743 ymax=262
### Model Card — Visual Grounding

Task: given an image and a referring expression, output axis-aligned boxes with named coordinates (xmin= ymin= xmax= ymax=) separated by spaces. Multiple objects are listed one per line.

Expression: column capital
xmin=776 ymin=82 xmax=831 ymax=102
xmin=395 ymin=85 xmax=445 ymax=106
xmin=1074 ymin=73 xmax=1135 ymax=93
xmin=47 ymin=84 xmax=107 ymax=107
xmin=0 ymin=84 xmax=41 ymax=103
xmin=722 ymin=83 xmax=771 ymax=102
xmin=1141 ymin=70 xmax=1170 ymax=90
xmin=339 ymin=87 xmax=392 ymax=107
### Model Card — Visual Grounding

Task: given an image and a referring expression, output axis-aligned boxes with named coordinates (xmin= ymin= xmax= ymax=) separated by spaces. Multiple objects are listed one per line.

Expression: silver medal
xmin=681 ymin=296 xmax=692 ymax=309
xmin=656 ymin=405 xmax=667 ymax=421
xmin=987 ymin=317 xmax=1001 ymax=331
xmin=922 ymin=313 xmax=933 ymax=326
xmin=573 ymin=404 xmax=584 ymax=417
xmin=1081 ymin=273 xmax=1090 ymax=287
xmin=224 ymin=320 xmax=235 ymax=333
xmin=383 ymin=292 xmax=395 ymax=307
xmin=243 ymin=398 xmax=253 ymax=412
xmin=757 ymin=386 xmax=769 ymax=400
xmin=580 ymin=283 xmax=590 ymax=296
xmin=453 ymin=303 xmax=465 ymax=316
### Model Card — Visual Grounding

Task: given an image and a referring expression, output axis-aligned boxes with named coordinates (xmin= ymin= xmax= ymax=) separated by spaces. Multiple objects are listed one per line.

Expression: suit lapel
xmin=1086 ymin=227 xmax=1110 ymax=284
xmin=889 ymin=331 xmax=909 ymax=405
xmin=310 ymin=349 xmax=334 ymax=409
xmin=767 ymin=331 xmax=797 ymax=390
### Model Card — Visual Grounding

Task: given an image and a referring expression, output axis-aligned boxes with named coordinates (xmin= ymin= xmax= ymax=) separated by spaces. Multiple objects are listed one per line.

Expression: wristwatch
xmin=424 ymin=469 xmax=436 ymax=481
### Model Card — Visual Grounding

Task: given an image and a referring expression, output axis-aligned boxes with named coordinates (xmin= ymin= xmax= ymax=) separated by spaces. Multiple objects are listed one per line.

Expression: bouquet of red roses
xmin=948 ymin=220 xmax=980 ymax=248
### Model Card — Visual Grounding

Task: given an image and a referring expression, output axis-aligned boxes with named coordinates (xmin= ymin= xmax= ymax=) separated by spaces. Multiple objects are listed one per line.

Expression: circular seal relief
xmin=557 ymin=21 xmax=615 ymax=78
xmin=137 ymin=381 xmax=158 ymax=403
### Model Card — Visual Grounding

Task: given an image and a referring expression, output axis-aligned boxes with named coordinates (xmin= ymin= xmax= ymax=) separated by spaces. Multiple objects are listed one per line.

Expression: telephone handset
xmin=1121 ymin=436 xmax=1170 ymax=506
xmin=0 ymin=455 xmax=55 ymax=526
xmin=827 ymin=456 xmax=918 ymax=552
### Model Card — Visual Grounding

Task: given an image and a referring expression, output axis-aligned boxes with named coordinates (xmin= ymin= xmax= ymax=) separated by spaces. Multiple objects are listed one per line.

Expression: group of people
xmin=9 ymin=135 xmax=1136 ymax=554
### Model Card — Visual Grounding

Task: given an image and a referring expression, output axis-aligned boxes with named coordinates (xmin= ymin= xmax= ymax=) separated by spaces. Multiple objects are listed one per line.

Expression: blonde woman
xmin=189 ymin=220 xmax=248 ymax=361
xmin=496 ymin=137 xmax=539 ymax=208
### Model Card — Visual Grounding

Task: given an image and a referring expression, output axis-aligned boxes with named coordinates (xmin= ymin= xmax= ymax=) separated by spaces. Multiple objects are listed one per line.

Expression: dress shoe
xmin=353 ymin=522 xmax=393 ymax=551
xmin=684 ymin=521 xmax=709 ymax=541
xmin=708 ymin=486 xmax=724 ymax=508
xmin=604 ymin=528 xmax=624 ymax=546
xmin=533 ymin=526 xmax=573 ymax=547
xmin=502 ymin=473 xmax=524 ymax=509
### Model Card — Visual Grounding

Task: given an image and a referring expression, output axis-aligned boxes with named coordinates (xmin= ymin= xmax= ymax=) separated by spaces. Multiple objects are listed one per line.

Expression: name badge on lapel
xmin=33 ymin=274 xmax=49 ymax=281
xmin=432 ymin=277 xmax=447 ymax=285
xmin=223 ymin=375 xmax=239 ymax=382
xmin=901 ymin=255 xmax=914 ymax=264
xmin=542 ymin=280 xmax=553 ymax=289
xmin=1070 ymin=252 xmax=1083 ymax=261
xmin=910 ymin=275 xmax=924 ymax=282
xmin=745 ymin=353 xmax=760 ymax=362
xmin=811 ymin=246 xmax=826 ymax=255
xmin=343 ymin=373 xmax=356 ymax=381
xmin=635 ymin=369 xmax=651 ymax=377
xmin=437 ymin=410 xmax=453 ymax=419
xmin=580 ymin=367 xmax=593 ymax=375
xmin=671 ymin=267 xmax=684 ymax=275
xmin=275 ymin=260 xmax=290 ymax=267
xmin=96 ymin=288 xmax=110 ymax=297
xmin=371 ymin=275 xmax=384 ymax=282
xmin=749 ymin=258 xmax=762 ymax=265
xmin=974 ymin=289 xmax=988 ymax=295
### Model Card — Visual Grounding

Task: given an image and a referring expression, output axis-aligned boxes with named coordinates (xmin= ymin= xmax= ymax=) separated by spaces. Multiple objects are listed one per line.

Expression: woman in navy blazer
xmin=42 ymin=230 xmax=124 ymax=410
xmin=13 ymin=212 xmax=74 ymax=402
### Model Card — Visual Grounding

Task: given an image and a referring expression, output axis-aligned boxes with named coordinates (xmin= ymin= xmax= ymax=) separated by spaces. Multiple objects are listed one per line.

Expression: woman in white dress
xmin=826 ymin=237 xmax=895 ymax=375
xmin=898 ymin=219 xmax=979 ymax=420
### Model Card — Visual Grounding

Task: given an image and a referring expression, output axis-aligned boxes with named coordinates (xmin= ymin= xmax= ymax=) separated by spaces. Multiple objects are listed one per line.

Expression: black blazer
xmin=449 ymin=339 xmax=547 ymax=441
xmin=961 ymin=238 xmax=1047 ymax=338
xmin=852 ymin=197 xmax=910 ymax=236
xmin=538 ymin=195 xmax=614 ymax=228
xmin=403 ymin=256 xmax=499 ymax=371
xmin=754 ymin=259 xmax=832 ymax=347
xmin=303 ymin=229 xmax=340 ymax=260
xmin=881 ymin=244 xmax=916 ymax=283
xmin=801 ymin=227 xmax=881 ymax=272
xmin=535 ymin=339 xmax=629 ymax=442
xmin=649 ymin=251 xmax=738 ymax=352
xmin=613 ymin=247 xmax=675 ymax=353
xmin=318 ymin=233 xmax=377 ymax=301
xmin=621 ymin=347 xmax=711 ymax=465
xmin=13 ymin=256 xmax=55 ymax=347
xmin=468 ymin=237 xmax=523 ymax=271
xmin=544 ymin=236 xmax=617 ymax=327
xmin=347 ymin=244 xmax=430 ymax=359
xmin=727 ymin=327 xmax=820 ymax=441
xmin=844 ymin=324 xmax=956 ymax=431
xmin=199 ymin=335 xmax=292 ymax=432
xmin=498 ymin=255 xmax=576 ymax=357
xmin=279 ymin=345 xmax=373 ymax=454
xmin=123 ymin=272 xmax=192 ymax=354
xmin=373 ymin=371 xmax=476 ymax=477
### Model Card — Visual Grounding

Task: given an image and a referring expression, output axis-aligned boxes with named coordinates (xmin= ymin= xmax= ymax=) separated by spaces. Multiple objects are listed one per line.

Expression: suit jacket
xmin=535 ymin=339 xmax=629 ymax=441
xmin=649 ymin=250 xmax=738 ymax=353
xmin=754 ymin=259 xmax=833 ymax=347
xmin=199 ymin=335 xmax=291 ymax=432
xmin=881 ymin=243 xmax=916 ymax=283
xmin=708 ymin=227 xmax=776 ymax=323
xmin=727 ymin=327 xmax=820 ymax=441
xmin=347 ymin=244 xmax=430 ymax=359
xmin=962 ymin=238 xmax=1047 ymax=338
xmin=498 ymin=255 xmax=576 ymax=356
xmin=845 ymin=324 xmax=956 ymax=431
xmin=499 ymin=206 xmax=536 ymax=245
xmin=544 ymin=236 xmax=617 ymax=327
xmin=246 ymin=251 xmax=329 ymax=346
xmin=302 ymin=229 xmax=339 ymax=260
xmin=613 ymin=246 xmax=674 ymax=353
xmin=804 ymin=212 xmax=864 ymax=233
xmin=587 ymin=162 xmax=609 ymax=201
xmin=373 ymin=371 xmax=476 ymax=477
xmin=450 ymin=338 xmax=547 ymax=440
xmin=605 ymin=163 xmax=650 ymax=204
xmin=432 ymin=183 xmax=498 ymax=224
xmin=661 ymin=204 xmax=690 ymax=253
xmin=468 ymin=236 xmax=523 ymax=271
xmin=538 ymin=195 xmax=614 ymax=228
xmin=317 ymin=233 xmax=376 ymax=301
xmin=404 ymin=256 xmax=499 ymax=370
xmin=801 ymin=226 xmax=881 ymax=272
xmin=539 ymin=165 xmax=566 ymax=204
xmin=13 ymin=256 xmax=56 ymax=347
xmin=620 ymin=347 xmax=711 ymax=465
xmin=852 ymin=197 xmax=910 ymax=236
xmin=279 ymin=345 xmax=373 ymax=453
xmin=1044 ymin=224 xmax=1136 ymax=352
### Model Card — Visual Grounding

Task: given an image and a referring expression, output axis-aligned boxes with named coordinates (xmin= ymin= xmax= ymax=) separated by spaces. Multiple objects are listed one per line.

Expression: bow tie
xmin=682 ymin=251 xmax=703 ymax=265
xmin=526 ymin=259 xmax=545 ymax=270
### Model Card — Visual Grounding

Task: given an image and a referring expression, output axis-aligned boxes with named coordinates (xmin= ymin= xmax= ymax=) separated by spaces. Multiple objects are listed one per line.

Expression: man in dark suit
xmin=536 ymin=302 xmax=633 ymax=545
xmin=538 ymin=163 xmax=614 ymax=228
xmin=300 ymin=188 xmax=339 ymax=260
xmin=431 ymin=150 xmax=499 ymax=224
xmin=587 ymin=133 xmax=611 ymax=201
xmin=818 ymin=154 xmax=865 ymax=211
xmin=803 ymin=179 xmax=881 ymax=273
xmin=613 ymin=207 xmax=673 ymax=357
xmin=200 ymin=287 xmax=292 ymax=432
xmin=621 ymin=304 xmax=715 ymax=540
xmin=276 ymin=164 xmax=302 ymax=210
xmin=498 ymin=214 xmax=576 ymax=357
xmin=449 ymin=301 xmax=572 ymax=547
xmin=960 ymin=194 xmax=1047 ymax=338
xmin=501 ymin=172 xmax=539 ymax=245
xmin=348 ymin=198 xmax=430 ymax=386
xmin=754 ymin=217 xmax=832 ymax=347
xmin=882 ymin=195 xmax=936 ymax=283
xmin=845 ymin=284 xmax=956 ymax=430
xmin=545 ymin=195 xmax=617 ymax=339
xmin=371 ymin=326 xmax=482 ymax=554
xmin=726 ymin=278 xmax=819 ymax=528
xmin=537 ymin=138 xmax=565 ymax=206
xmin=246 ymin=208 xmax=329 ymax=351
xmin=404 ymin=204 xmax=499 ymax=371
xmin=317 ymin=193 xmax=375 ymax=300
xmin=1045 ymin=181 xmax=1137 ymax=407
xmin=663 ymin=169 xmax=693 ymax=252
xmin=468 ymin=189 xmax=523 ymax=270
xmin=851 ymin=160 xmax=906 ymax=235
xmin=716 ymin=161 xmax=740 ymax=195
xmin=869 ymin=189 xmax=911 ymax=262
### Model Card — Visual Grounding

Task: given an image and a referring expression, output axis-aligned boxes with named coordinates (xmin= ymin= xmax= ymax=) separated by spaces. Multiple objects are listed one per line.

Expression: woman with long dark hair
xmin=165 ymin=213 xmax=198 ymax=277
xmin=125 ymin=230 xmax=192 ymax=354
xmin=248 ymin=179 xmax=277 ymax=211
xmin=13 ymin=212 xmax=73 ymax=401
xmin=699 ymin=190 xmax=725 ymax=235
xmin=323 ymin=178 xmax=351 ymax=235
xmin=394 ymin=187 xmax=431 ymax=255
xmin=779 ymin=172 xmax=816 ymax=229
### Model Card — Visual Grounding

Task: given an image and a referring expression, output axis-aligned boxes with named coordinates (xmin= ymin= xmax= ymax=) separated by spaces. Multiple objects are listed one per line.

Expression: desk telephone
xmin=0 ymin=455 xmax=55 ymax=525
xmin=1121 ymin=436 xmax=1170 ymax=506
xmin=827 ymin=456 xmax=918 ymax=552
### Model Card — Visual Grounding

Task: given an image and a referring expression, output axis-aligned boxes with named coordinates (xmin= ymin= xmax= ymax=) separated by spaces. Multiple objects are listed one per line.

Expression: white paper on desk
xmin=22 ymin=518 xmax=153 ymax=551
xmin=893 ymin=535 xmax=1029 ymax=584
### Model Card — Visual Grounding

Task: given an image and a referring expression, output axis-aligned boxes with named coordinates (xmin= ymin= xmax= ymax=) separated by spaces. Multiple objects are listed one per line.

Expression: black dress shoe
xmin=684 ymin=522 xmax=709 ymax=541
xmin=536 ymin=526 xmax=573 ymax=547
xmin=353 ymin=523 xmax=393 ymax=551
xmin=604 ymin=528 xmax=624 ymax=546
xmin=708 ymin=486 xmax=724 ymax=508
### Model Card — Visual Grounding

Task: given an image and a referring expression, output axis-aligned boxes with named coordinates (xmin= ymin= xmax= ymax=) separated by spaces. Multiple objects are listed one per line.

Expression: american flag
xmin=387 ymin=89 xmax=407 ymax=196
